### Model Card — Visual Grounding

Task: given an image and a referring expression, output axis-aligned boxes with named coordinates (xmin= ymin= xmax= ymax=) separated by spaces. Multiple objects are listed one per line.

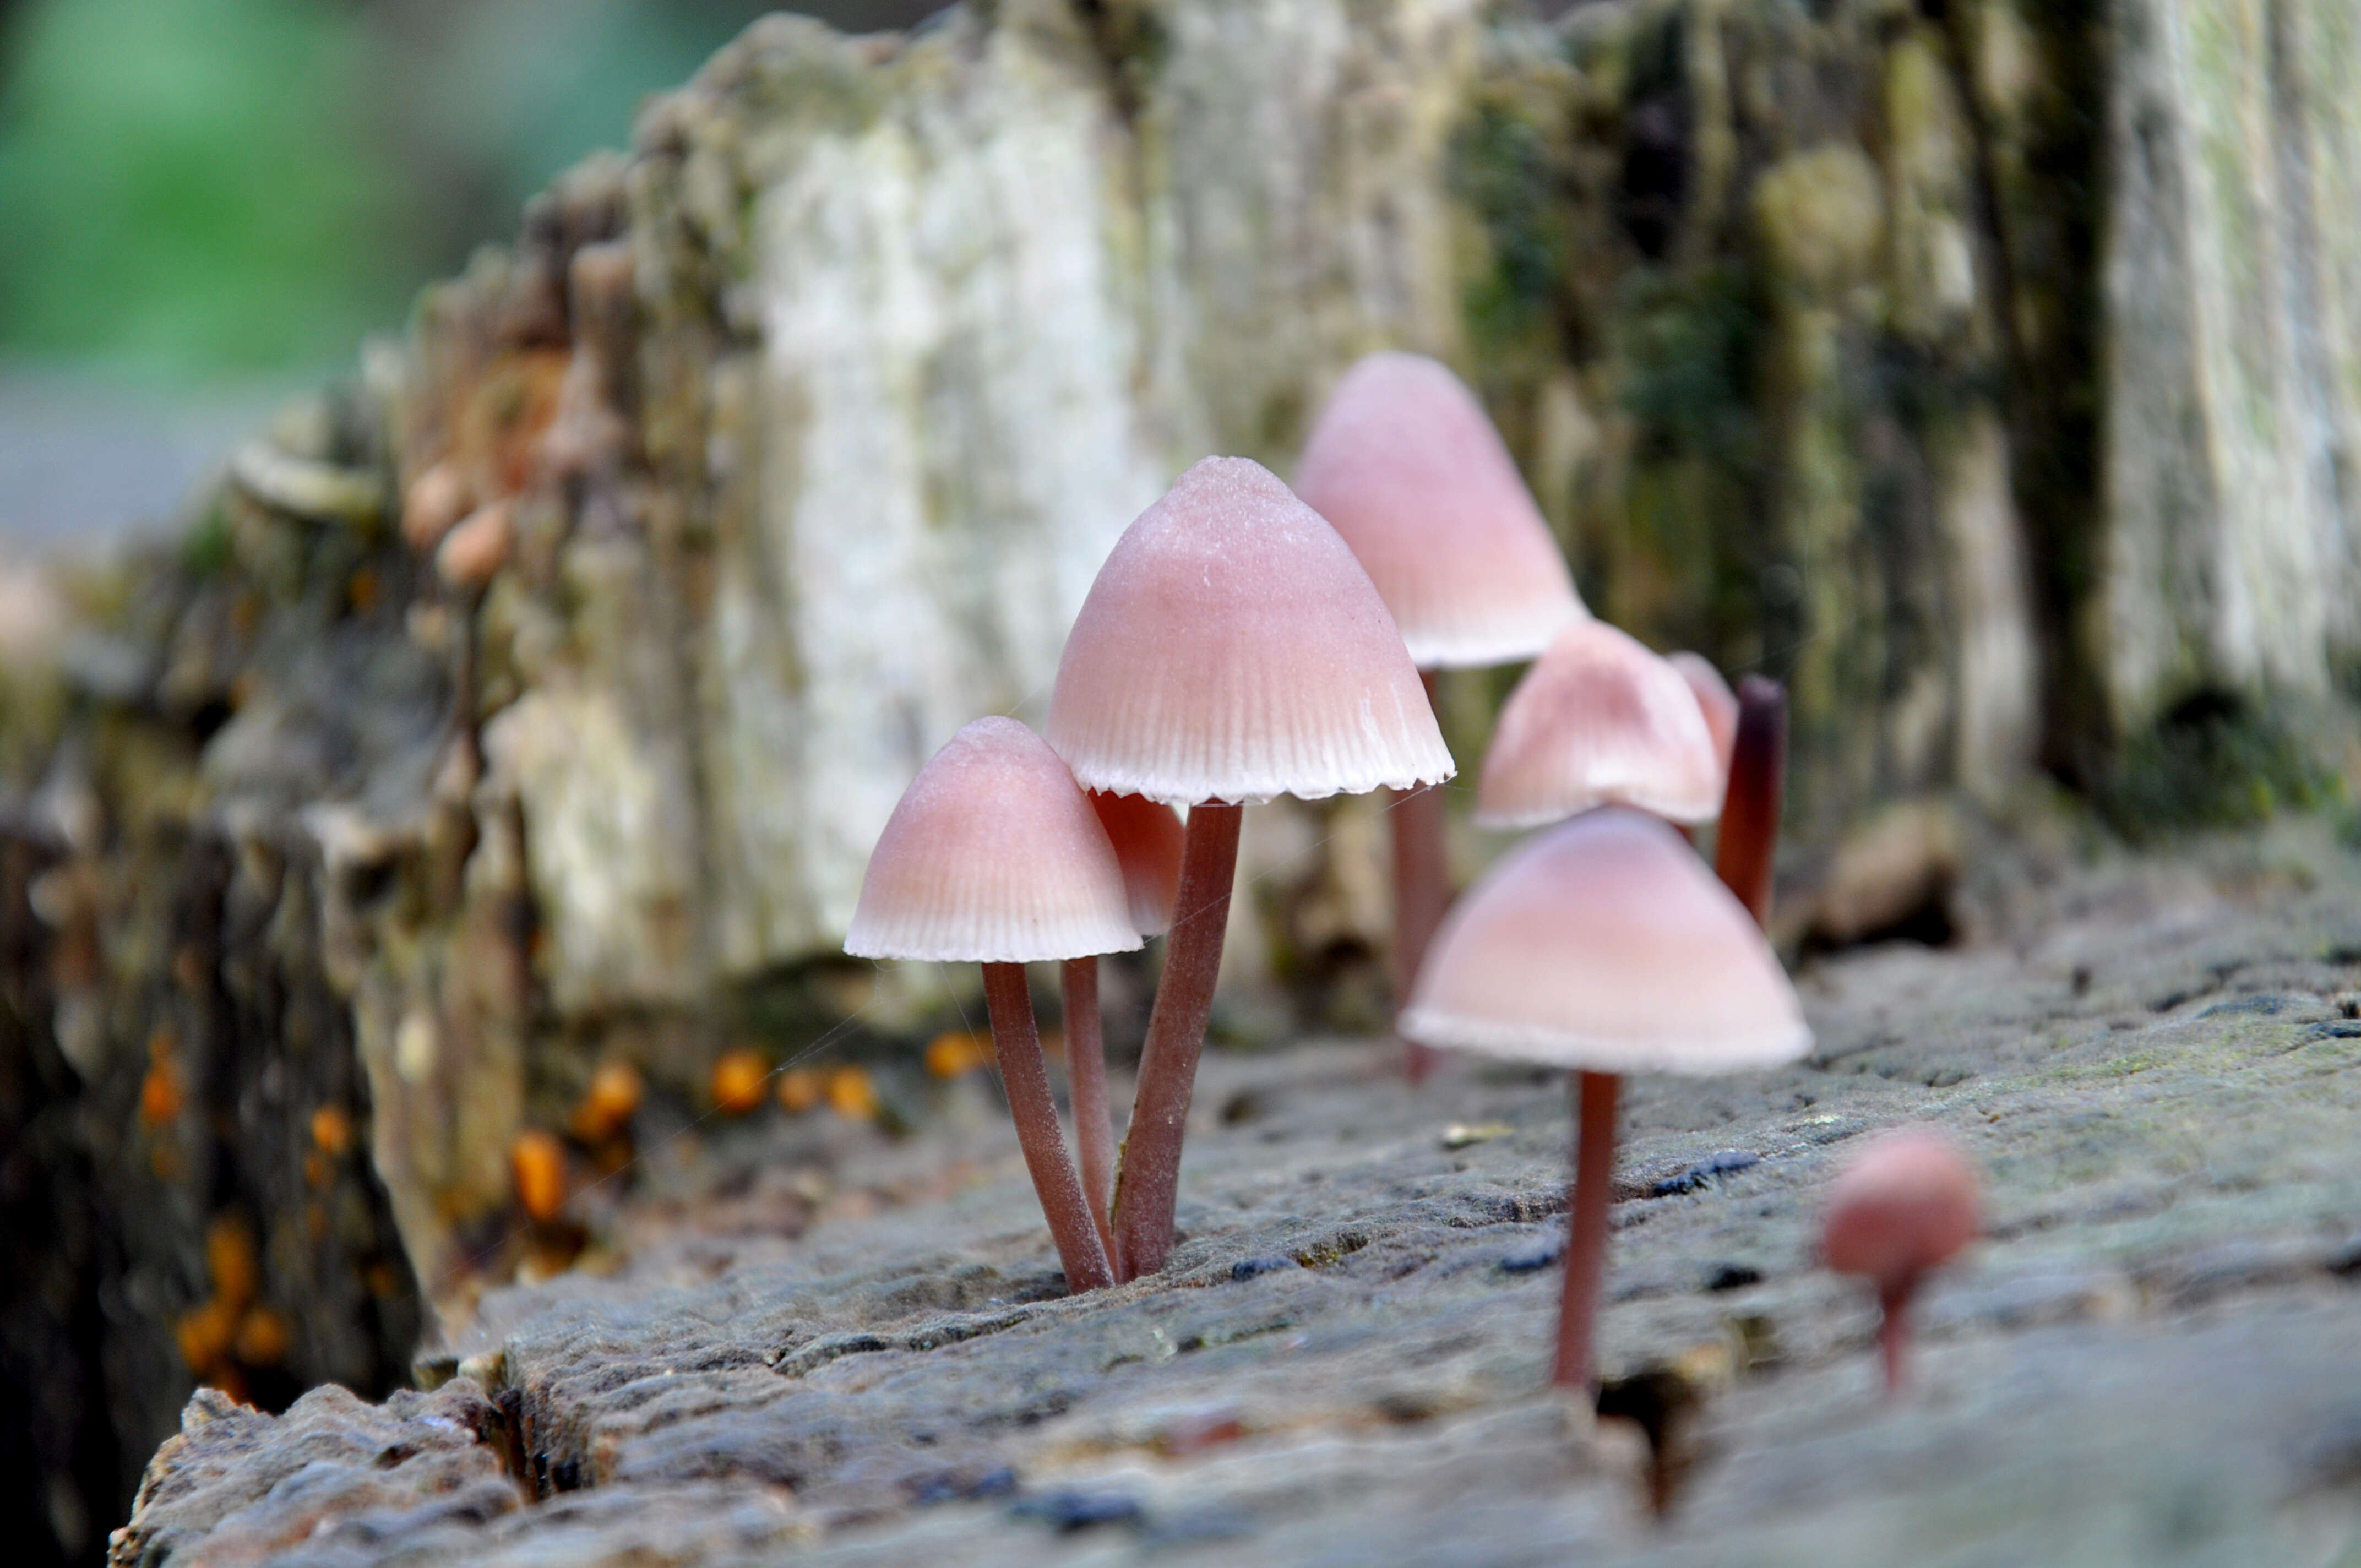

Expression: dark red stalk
xmin=1552 ymin=1069 xmax=1620 ymax=1392
xmin=982 ymin=963 xmax=1114 ymax=1293
xmin=1060 ymin=955 xmax=1117 ymax=1257
xmin=1391 ymin=781 xmax=1450 ymax=1084
xmin=1108 ymin=801 xmax=1242 ymax=1280
xmin=1394 ymin=671 xmax=1449 ymax=1083
xmin=1876 ymin=1280 xmax=1913 ymax=1395
xmin=1714 ymin=676 xmax=1787 ymax=927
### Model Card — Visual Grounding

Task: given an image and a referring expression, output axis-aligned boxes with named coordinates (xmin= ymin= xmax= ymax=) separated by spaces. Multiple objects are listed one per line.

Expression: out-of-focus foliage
xmin=0 ymin=0 xmax=937 ymax=377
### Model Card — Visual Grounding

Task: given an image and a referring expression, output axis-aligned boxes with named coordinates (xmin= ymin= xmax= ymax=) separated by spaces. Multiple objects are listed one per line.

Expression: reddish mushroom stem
xmin=1713 ymin=676 xmax=1787 ymax=927
xmin=1391 ymin=779 xmax=1450 ymax=1085
xmin=1393 ymin=674 xmax=1450 ymax=1084
xmin=1060 ymin=956 xmax=1118 ymax=1257
xmin=982 ymin=963 xmax=1115 ymax=1293
xmin=1876 ymin=1278 xmax=1914 ymax=1394
xmin=1109 ymin=801 xmax=1242 ymax=1281
xmin=1553 ymin=1069 xmax=1621 ymax=1393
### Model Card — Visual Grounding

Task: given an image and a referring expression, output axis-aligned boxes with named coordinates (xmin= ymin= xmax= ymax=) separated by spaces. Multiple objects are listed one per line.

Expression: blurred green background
xmin=0 ymin=0 xmax=936 ymax=377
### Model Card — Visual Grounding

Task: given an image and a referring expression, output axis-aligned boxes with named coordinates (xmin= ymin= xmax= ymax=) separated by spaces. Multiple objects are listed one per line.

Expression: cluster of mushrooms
xmin=846 ymin=352 xmax=1977 ymax=1393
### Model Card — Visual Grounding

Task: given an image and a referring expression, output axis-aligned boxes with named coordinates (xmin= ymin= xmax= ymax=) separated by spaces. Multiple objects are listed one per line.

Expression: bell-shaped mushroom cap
xmin=1476 ymin=620 xmax=1724 ymax=829
xmin=1668 ymin=651 xmax=1739 ymax=777
xmin=1294 ymin=353 xmax=1586 ymax=668
xmin=1402 ymin=808 xmax=1810 ymax=1074
xmin=1821 ymin=1130 xmax=1981 ymax=1288
xmin=1089 ymin=791 xmax=1183 ymax=936
xmin=1048 ymin=457 xmax=1454 ymax=805
xmin=845 ymin=717 xmax=1142 ymax=964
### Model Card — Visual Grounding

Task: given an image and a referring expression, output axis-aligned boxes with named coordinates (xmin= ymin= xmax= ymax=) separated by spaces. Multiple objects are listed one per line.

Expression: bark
xmin=4 ymin=1 xmax=2361 ymax=1552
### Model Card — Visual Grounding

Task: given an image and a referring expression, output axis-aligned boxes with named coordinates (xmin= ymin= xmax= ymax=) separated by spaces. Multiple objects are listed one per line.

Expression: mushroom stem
xmin=1109 ymin=800 xmax=1243 ymax=1281
xmin=1876 ymin=1279 xmax=1913 ymax=1395
xmin=982 ymin=963 xmax=1115 ymax=1293
xmin=1554 ymin=1069 xmax=1621 ymax=1393
xmin=1713 ymin=676 xmax=1787 ymax=927
xmin=1060 ymin=956 xmax=1118 ymax=1257
xmin=1391 ymin=777 xmax=1450 ymax=1085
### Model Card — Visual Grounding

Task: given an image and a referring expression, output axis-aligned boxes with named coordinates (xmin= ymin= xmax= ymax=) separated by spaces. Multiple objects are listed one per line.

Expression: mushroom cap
xmin=1668 ymin=651 xmax=1739 ymax=778
xmin=1476 ymin=620 xmax=1724 ymax=828
xmin=1293 ymin=352 xmax=1586 ymax=669
xmin=1401 ymin=808 xmax=1810 ymax=1074
xmin=845 ymin=717 xmax=1142 ymax=963
xmin=1048 ymin=457 xmax=1455 ymax=805
xmin=1821 ymin=1130 xmax=1981 ymax=1289
xmin=1089 ymin=791 xmax=1184 ymax=936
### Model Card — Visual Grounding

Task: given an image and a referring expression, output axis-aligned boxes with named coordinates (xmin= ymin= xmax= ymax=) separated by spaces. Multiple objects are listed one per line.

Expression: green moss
xmin=1449 ymin=100 xmax=1571 ymax=357
xmin=1609 ymin=264 xmax=1777 ymax=657
xmin=1616 ymin=264 xmax=1762 ymax=467
xmin=2100 ymin=691 xmax=2340 ymax=841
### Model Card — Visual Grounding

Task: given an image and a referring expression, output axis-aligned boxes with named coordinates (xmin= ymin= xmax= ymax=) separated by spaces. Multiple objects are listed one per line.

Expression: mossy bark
xmin=6 ymin=4 xmax=2361 ymax=1555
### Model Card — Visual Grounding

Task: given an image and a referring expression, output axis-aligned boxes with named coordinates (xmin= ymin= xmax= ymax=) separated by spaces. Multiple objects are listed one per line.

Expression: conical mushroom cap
xmin=1821 ymin=1130 xmax=1981 ymax=1288
xmin=1294 ymin=353 xmax=1586 ymax=668
xmin=1089 ymin=791 xmax=1183 ymax=936
xmin=1402 ymin=808 xmax=1810 ymax=1074
xmin=1476 ymin=620 xmax=1723 ymax=828
xmin=1668 ymin=651 xmax=1739 ymax=777
xmin=1048 ymin=457 xmax=1454 ymax=805
xmin=845 ymin=717 xmax=1142 ymax=964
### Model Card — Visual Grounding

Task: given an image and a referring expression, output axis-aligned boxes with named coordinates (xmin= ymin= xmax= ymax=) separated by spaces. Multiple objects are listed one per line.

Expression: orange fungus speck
xmin=139 ymin=1060 xmax=183 ymax=1127
xmin=310 ymin=1106 xmax=353 ymax=1157
xmin=512 ymin=1130 xmax=568 ymax=1222
xmin=826 ymin=1066 xmax=880 ymax=1122
xmin=711 ymin=1050 xmax=769 ymax=1115
xmin=572 ymin=1061 xmax=644 ymax=1141
xmin=924 ymin=1031 xmax=991 ymax=1078
xmin=206 ymin=1217 xmax=258 ymax=1309
xmin=234 ymin=1306 xmax=289 ymax=1367
xmin=776 ymin=1067 xmax=823 ymax=1114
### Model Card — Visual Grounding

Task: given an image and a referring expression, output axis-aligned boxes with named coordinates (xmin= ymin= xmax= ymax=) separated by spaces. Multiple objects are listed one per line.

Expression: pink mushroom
xmin=1712 ymin=676 xmax=1788 ymax=927
xmin=1403 ymin=809 xmax=1810 ymax=1393
xmin=1049 ymin=457 xmax=1452 ymax=1278
xmin=1476 ymin=620 xmax=1724 ymax=831
xmin=1667 ymin=652 xmax=1739 ymax=776
xmin=1065 ymin=791 xmax=1184 ymax=1255
xmin=1821 ymin=1130 xmax=1980 ymax=1393
xmin=1295 ymin=353 xmax=1586 ymax=1085
xmin=845 ymin=717 xmax=1134 ymax=1293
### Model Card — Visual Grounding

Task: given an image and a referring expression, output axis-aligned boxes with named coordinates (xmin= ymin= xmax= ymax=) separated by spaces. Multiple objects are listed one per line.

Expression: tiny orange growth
xmin=206 ymin=1217 xmax=258 ymax=1310
xmin=570 ymin=1061 xmax=643 ymax=1142
xmin=924 ymin=1031 xmax=991 ymax=1079
xmin=776 ymin=1067 xmax=823 ymax=1114
xmin=302 ymin=1151 xmax=330 ymax=1191
xmin=175 ymin=1298 xmax=236 ymax=1373
xmin=512 ymin=1129 xmax=568 ymax=1222
xmin=138 ymin=1059 xmax=183 ymax=1127
xmin=347 ymin=568 xmax=382 ymax=615
xmin=310 ymin=1106 xmax=353 ymax=1157
xmin=234 ymin=1305 xmax=289 ymax=1367
xmin=826 ymin=1065 xmax=880 ymax=1123
xmin=710 ymin=1049 xmax=769 ymax=1115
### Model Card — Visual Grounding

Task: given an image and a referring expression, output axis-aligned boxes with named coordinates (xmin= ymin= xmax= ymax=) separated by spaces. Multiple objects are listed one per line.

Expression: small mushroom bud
xmin=402 ymin=461 xmax=472 ymax=552
xmin=437 ymin=502 xmax=513 ymax=590
xmin=1821 ymin=1130 xmax=1981 ymax=1394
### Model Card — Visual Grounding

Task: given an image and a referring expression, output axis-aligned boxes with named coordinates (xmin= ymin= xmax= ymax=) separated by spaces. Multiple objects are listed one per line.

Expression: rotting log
xmin=5 ymin=3 xmax=2361 ymax=1557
